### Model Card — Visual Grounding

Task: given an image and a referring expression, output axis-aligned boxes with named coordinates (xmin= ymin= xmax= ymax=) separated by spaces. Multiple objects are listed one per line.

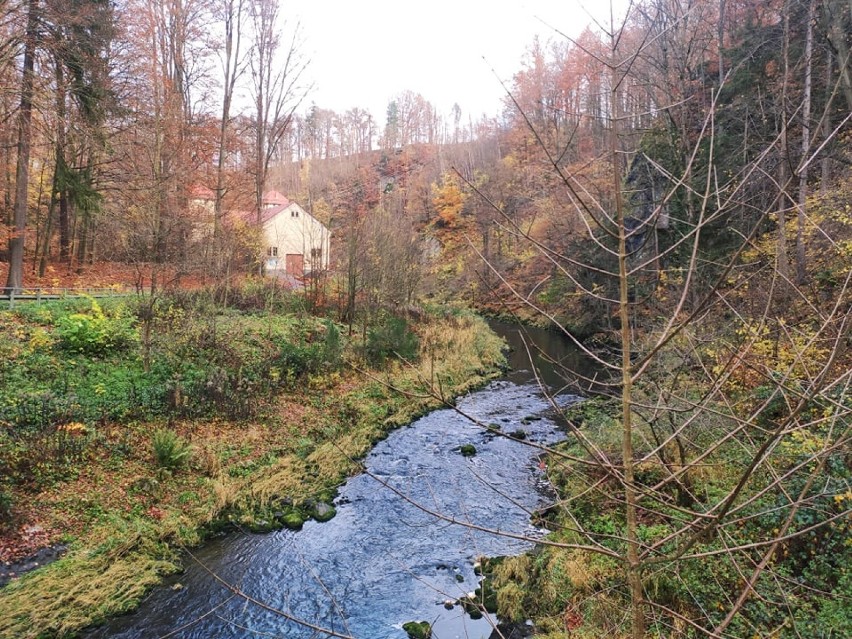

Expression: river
xmin=87 ymin=322 xmax=591 ymax=639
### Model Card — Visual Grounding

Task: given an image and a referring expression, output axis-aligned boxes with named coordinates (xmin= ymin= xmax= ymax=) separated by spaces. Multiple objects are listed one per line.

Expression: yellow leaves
xmin=57 ymin=422 xmax=89 ymax=436
xmin=835 ymin=239 xmax=852 ymax=259
xmin=780 ymin=429 xmax=824 ymax=457
xmin=431 ymin=173 xmax=467 ymax=229
xmin=833 ymin=491 xmax=852 ymax=506
xmin=654 ymin=267 xmax=687 ymax=303
xmin=500 ymin=154 xmax=519 ymax=171
xmin=707 ymin=317 xmax=832 ymax=395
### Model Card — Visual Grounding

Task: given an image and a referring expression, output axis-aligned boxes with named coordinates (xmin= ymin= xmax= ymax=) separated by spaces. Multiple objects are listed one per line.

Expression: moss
xmin=458 ymin=594 xmax=484 ymax=619
xmin=309 ymin=502 xmax=336 ymax=522
xmin=459 ymin=444 xmax=477 ymax=457
xmin=496 ymin=582 xmax=527 ymax=622
xmin=402 ymin=620 xmax=432 ymax=639
xmin=479 ymin=581 xmax=499 ymax=614
xmin=279 ymin=509 xmax=306 ymax=530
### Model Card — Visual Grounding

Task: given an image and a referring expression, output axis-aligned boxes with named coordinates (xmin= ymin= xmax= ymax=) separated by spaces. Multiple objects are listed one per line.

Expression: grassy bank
xmin=485 ymin=393 xmax=851 ymax=637
xmin=479 ymin=311 xmax=851 ymax=635
xmin=0 ymin=292 xmax=505 ymax=638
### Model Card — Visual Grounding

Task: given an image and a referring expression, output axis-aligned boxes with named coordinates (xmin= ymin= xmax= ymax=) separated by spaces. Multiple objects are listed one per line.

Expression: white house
xmin=251 ymin=191 xmax=331 ymax=277
xmin=191 ymin=188 xmax=330 ymax=278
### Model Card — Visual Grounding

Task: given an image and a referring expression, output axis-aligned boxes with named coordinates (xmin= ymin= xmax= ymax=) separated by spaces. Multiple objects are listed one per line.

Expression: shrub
xmin=322 ymin=319 xmax=343 ymax=367
xmin=366 ymin=316 xmax=419 ymax=365
xmin=223 ymin=278 xmax=307 ymax=313
xmin=151 ymin=430 xmax=192 ymax=470
xmin=56 ymin=299 xmax=137 ymax=355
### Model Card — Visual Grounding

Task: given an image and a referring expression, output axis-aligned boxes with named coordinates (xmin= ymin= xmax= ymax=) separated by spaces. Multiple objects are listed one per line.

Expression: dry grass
xmin=0 ymin=527 xmax=178 ymax=639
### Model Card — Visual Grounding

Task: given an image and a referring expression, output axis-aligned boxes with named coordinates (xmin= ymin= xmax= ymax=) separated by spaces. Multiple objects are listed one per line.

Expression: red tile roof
xmin=228 ymin=204 xmax=286 ymax=226
xmin=189 ymin=185 xmax=215 ymax=200
xmin=262 ymin=190 xmax=289 ymax=207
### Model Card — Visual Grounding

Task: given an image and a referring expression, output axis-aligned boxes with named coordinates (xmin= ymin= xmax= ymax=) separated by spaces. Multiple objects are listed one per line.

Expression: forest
xmin=1 ymin=0 xmax=851 ymax=638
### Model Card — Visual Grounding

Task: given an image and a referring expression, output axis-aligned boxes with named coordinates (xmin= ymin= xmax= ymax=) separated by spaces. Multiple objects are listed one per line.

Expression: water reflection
xmin=491 ymin=321 xmax=604 ymax=395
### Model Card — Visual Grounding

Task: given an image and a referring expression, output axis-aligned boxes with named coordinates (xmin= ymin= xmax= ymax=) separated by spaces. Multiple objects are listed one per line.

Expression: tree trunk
xmin=821 ymin=51 xmax=833 ymax=193
xmin=795 ymin=0 xmax=815 ymax=285
xmin=776 ymin=7 xmax=792 ymax=284
xmin=76 ymin=213 xmax=88 ymax=271
xmin=718 ymin=0 xmax=726 ymax=85
xmin=5 ymin=0 xmax=38 ymax=292
xmin=214 ymin=0 xmax=244 ymax=251
xmin=611 ymin=48 xmax=644 ymax=639
xmin=30 ymin=158 xmax=48 ymax=274
xmin=38 ymin=186 xmax=58 ymax=278
xmin=825 ymin=0 xmax=852 ymax=111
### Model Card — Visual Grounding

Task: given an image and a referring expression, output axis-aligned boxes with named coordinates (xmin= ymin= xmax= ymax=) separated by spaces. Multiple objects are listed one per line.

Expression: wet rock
xmin=311 ymin=502 xmax=336 ymax=522
xmin=488 ymin=621 xmax=534 ymax=639
xmin=247 ymin=519 xmax=275 ymax=533
xmin=277 ymin=509 xmax=305 ymax=530
xmin=459 ymin=444 xmax=477 ymax=457
xmin=402 ymin=620 xmax=432 ymax=639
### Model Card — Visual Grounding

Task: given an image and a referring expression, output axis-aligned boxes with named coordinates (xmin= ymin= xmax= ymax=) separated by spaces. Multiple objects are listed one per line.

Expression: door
xmin=285 ymin=253 xmax=304 ymax=276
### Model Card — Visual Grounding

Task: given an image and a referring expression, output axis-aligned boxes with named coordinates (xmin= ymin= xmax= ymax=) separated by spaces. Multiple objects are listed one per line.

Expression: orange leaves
xmin=432 ymin=173 xmax=468 ymax=228
xmin=431 ymin=173 xmax=467 ymax=229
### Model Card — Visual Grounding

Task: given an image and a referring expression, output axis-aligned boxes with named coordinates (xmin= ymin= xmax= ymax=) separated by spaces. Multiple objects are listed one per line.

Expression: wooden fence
xmin=0 ymin=287 xmax=134 ymax=308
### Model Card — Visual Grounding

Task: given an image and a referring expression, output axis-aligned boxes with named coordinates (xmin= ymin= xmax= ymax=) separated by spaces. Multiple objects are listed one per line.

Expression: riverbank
xmin=0 ymin=299 xmax=505 ymax=639
xmin=481 ymin=297 xmax=852 ymax=636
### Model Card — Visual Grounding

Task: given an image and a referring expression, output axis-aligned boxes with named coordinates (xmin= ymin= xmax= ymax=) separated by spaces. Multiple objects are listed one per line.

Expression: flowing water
xmin=88 ymin=323 xmax=592 ymax=639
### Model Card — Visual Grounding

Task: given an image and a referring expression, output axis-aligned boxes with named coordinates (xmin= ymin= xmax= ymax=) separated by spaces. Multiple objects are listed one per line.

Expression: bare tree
xmin=212 ymin=0 xmax=247 ymax=244
xmin=248 ymin=0 xmax=309 ymax=226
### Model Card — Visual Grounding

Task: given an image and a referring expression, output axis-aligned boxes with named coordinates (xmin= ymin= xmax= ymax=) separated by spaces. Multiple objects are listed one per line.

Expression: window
xmin=291 ymin=209 xmax=299 ymax=217
xmin=310 ymin=248 xmax=322 ymax=260
xmin=267 ymin=246 xmax=278 ymax=257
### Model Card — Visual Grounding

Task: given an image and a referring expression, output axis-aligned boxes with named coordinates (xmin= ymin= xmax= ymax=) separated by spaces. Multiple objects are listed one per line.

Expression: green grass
xmin=0 ymin=306 xmax=505 ymax=639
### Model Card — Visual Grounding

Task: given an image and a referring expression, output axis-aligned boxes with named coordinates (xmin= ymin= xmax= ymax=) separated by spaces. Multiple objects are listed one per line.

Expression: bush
xmin=151 ymin=430 xmax=192 ymax=470
xmin=56 ymin=299 xmax=137 ymax=355
xmin=322 ymin=320 xmax=343 ymax=367
xmin=366 ymin=316 xmax=419 ymax=365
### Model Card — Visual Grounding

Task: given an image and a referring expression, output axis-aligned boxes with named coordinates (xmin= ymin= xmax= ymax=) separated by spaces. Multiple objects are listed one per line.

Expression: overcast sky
xmin=289 ymin=1 xmax=622 ymax=124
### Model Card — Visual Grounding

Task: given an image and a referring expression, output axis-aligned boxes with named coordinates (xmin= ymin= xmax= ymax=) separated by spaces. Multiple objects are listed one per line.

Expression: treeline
xmin=289 ymin=92 xmax=495 ymax=161
xmin=0 ymin=0 xmax=503 ymax=294
xmin=262 ymin=0 xmax=852 ymax=333
xmin=2 ymin=0 xmax=851 ymax=320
